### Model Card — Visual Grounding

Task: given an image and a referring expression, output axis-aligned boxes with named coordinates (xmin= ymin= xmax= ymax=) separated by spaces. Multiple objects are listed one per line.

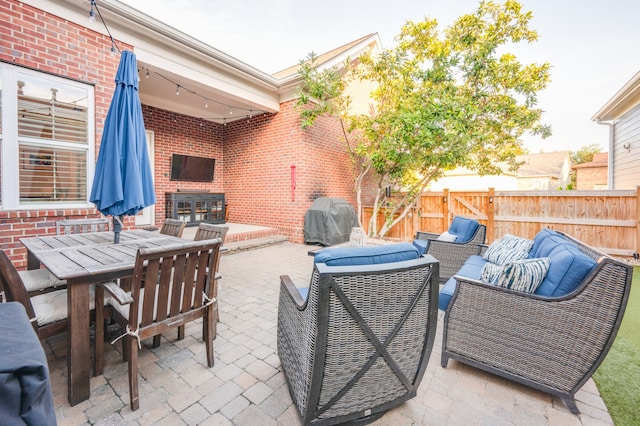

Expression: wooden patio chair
xmin=193 ymin=223 xmax=228 ymax=326
xmin=159 ymin=218 xmax=186 ymax=238
xmin=56 ymin=217 xmax=111 ymax=235
xmin=0 ymin=250 xmax=105 ymax=341
xmin=95 ymin=238 xmax=222 ymax=411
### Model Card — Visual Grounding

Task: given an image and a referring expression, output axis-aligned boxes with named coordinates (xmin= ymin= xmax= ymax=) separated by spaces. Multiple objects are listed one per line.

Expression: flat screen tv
xmin=170 ymin=154 xmax=215 ymax=182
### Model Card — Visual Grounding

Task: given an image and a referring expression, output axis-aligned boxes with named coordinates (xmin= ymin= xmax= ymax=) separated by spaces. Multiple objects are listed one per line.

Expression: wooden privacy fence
xmin=363 ymin=187 xmax=640 ymax=258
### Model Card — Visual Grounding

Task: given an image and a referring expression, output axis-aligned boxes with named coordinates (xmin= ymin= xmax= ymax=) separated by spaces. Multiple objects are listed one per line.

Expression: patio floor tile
xmin=45 ymin=242 xmax=613 ymax=425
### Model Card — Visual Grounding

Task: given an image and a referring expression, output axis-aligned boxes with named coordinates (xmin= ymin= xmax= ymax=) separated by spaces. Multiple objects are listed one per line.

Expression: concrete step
xmin=223 ymin=234 xmax=289 ymax=254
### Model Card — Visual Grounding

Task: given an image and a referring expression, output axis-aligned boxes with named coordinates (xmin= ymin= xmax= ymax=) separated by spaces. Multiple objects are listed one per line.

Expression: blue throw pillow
xmin=313 ymin=242 xmax=420 ymax=266
xmin=534 ymin=244 xmax=596 ymax=297
xmin=529 ymin=228 xmax=562 ymax=258
xmin=448 ymin=217 xmax=479 ymax=243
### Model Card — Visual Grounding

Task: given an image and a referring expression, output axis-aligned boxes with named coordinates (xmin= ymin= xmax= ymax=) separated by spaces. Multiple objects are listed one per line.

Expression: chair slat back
xmin=159 ymin=219 xmax=186 ymax=238
xmin=194 ymin=223 xmax=228 ymax=243
xmin=129 ymin=239 xmax=221 ymax=334
xmin=0 ymin=250 xmax=38 ymax=324
xmin=57 ymin=218 xmax=110 ymax=235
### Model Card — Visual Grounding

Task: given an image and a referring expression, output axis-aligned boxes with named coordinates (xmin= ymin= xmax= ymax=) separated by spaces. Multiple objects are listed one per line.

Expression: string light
xmin=145 ymin=69 xmax=150 ymax=78
xmin=88 ymin=1 xmax=121 ymax=55
xmin=88 ymin=0 xmax=96 ymax=23
xmin=205 ymin=100 xmax=208 ymax=108
xmin=176 ymin=85 xmax=180 ymax=95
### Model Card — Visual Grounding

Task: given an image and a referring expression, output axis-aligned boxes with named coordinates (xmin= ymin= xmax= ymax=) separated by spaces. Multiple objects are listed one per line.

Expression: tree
xmin=297 ymin=0 xmax=551 ymax=237
xmin=571 ymin=144 xmax=602 ymax=165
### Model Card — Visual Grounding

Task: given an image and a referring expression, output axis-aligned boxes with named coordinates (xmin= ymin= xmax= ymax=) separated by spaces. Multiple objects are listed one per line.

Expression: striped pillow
xmin=482 ymin=234 xmax=533 ymax=265
xmin=494 ymin=257 xmax=551 ymax=294
xmin=481 ymin=262 xmax=503 ymax=285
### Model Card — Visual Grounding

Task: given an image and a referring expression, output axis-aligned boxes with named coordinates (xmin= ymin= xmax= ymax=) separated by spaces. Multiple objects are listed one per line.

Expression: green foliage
xmin=571 ymin=143 xmax=602 ymax=164
xmin=593 ymin=267 xmax=640 ymax=425
xmin=296 ymin=0 xmax=551 ymax=237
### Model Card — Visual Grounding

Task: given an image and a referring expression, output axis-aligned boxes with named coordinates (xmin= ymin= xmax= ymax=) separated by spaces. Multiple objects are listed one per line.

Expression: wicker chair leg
xmin=563 ymin=396 xmax=579 ymax=415
xmin=441 ymin=353 xmax=450 ymax=368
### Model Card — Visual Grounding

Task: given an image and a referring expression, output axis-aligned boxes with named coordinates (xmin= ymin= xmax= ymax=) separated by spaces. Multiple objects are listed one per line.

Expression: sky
xmin=123 ymin=0 xmax=640 ymax=154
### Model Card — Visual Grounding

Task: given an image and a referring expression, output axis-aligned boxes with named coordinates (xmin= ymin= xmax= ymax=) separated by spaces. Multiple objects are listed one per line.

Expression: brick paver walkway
xmin=47 ymin=242 xmax=613 ymax=425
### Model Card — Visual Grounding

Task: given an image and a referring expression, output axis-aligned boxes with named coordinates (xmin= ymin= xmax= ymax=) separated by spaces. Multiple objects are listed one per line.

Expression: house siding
xmin=613 ymin=104 xmax=640 ymax=189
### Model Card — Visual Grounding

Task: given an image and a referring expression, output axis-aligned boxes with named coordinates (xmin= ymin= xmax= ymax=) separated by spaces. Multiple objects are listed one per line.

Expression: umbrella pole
xmin=113 ymin=215 xmax=123 ymax=244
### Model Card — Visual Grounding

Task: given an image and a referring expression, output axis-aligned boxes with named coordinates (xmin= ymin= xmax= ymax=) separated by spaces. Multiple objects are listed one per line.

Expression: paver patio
xmin=45 ymin=239 xmax=613 ymax=425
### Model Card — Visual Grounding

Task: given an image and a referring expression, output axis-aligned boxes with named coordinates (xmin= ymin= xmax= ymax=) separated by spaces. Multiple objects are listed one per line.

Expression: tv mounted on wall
xmin=170 ymin=154 xmax=215 ymax=182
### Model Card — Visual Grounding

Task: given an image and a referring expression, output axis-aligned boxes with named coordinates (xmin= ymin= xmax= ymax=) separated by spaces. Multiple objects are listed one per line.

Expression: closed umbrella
xmin=90 ymin=50 xmax=156 ymax=243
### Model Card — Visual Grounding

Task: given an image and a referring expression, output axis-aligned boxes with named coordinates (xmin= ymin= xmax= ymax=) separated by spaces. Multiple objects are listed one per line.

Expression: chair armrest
xmin=99 ymin=281 xmax=133 ymax=305
xmin=415 ymin=231 xmax=439 ymax=240
xmin=426 ymin=240 xmax=483 ymax=282
xmin=280 ymin=275 xmax=306 ymax=308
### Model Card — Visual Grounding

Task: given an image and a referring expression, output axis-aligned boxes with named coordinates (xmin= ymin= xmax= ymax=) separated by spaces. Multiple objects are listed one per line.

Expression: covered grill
xmin=304 ymin=197 xmax=359 ymax=246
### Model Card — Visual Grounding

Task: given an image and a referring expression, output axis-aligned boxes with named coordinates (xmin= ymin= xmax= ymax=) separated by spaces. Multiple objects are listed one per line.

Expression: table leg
xmin=26 ymin=250 xmax=40 ymax=270
xmin=67 ymin=278 xmax=91 ymax=405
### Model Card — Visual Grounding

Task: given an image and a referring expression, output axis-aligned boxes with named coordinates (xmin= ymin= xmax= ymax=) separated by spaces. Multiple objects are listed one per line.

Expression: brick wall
xmin=0 ymin=0 xmax=368 ymax=268
xmin=223 ymin=101 xmax=359 ymax=243
xmin=141 ymin=106 xmax=224 ymax=225
xmin=0 ymin=0 xmax=125 ymax=268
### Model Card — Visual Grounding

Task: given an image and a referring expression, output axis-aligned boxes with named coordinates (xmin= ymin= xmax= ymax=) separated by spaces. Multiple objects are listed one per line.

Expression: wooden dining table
xmin=20 ymin=229 xmax=194 ymax=406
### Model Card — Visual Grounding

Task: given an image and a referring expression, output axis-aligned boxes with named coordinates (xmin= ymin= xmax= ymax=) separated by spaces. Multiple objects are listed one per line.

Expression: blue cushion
xmin=313 ymin=242 xmax=420 ymax=266
xmin=439 ymin=277 xmax=457 ymax=311
xmin=534 ymin=244 xmax=596 ymax=297
xmin=530 ymin=228 xmax=564 ymax=258
xmin=412 ymin=239 xmax=429 ymax=255
xmin=448 ymin=217 xmax=479 ymax=243
xmin=438 ymin=255 xmax=487 ymax=311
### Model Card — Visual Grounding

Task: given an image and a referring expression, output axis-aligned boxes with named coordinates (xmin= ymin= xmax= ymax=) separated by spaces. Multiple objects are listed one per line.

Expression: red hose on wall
xmin=291 ymin=165 xmax=296 ymax=202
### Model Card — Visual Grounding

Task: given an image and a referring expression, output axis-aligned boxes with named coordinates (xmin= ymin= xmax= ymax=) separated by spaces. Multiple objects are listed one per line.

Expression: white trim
xmin=0 ymin=62 xmax=95 ymax=210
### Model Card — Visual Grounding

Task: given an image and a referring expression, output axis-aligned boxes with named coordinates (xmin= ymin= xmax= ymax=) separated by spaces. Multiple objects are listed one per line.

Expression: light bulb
xmin=205 ymin=100 xmax=208 ymax=108
xmin=176 ymin=85 xmax=180 ymax=95
xmin=145 ymin=69 xmax=149 ymax=78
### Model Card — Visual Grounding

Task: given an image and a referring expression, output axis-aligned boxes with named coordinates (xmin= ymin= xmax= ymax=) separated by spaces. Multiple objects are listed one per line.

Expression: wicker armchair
xmin=277 ymin=255 xmax=439 ymax=425
xmin=441 ymin=231 xmax=633 ymax=414
xmin=414 ymin=217 xmax=486 ymax=283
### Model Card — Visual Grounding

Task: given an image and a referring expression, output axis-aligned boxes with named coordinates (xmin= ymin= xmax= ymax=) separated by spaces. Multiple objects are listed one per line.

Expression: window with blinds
xmin=16 ymin=73 xmax=89 ymax=203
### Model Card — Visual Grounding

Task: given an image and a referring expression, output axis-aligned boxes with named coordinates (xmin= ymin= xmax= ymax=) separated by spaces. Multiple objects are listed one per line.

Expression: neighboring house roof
xmin=592 ymin=71 xmax=640 ymax=121
xmin=514 ymin=151 xmax=570 ymax=178
xmin=573 ymin=152 xmax=609 ymax=169
xmin=272 ymin=34 xmax=379 ymax=79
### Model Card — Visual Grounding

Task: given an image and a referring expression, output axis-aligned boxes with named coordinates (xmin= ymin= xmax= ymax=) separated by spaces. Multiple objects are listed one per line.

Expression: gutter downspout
xmin=595 ymin=120 xmax=615 ymax=189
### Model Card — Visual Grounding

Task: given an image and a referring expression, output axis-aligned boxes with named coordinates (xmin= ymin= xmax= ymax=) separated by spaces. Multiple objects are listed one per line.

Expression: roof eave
xmin=592 ymin=70 xmax=640 ymax=122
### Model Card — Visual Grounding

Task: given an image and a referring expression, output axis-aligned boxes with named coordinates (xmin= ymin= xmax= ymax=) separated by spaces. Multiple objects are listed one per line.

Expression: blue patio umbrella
xmin=90 ymin=50 xmax=156 ymax=243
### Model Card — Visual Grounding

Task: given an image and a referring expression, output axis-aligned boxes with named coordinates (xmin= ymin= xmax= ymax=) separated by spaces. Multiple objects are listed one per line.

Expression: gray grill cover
xmin=304 ymin=197 xmax=359 ymax=246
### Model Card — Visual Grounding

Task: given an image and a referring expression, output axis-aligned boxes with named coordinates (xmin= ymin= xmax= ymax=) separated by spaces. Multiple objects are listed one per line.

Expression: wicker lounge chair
xmin=413 ymin=216 xmax=486 ymax=283
xmin=441 ymin=231 xmax=633 ymax=414
xmin=277 ymin=246 xmax=439 ymax=425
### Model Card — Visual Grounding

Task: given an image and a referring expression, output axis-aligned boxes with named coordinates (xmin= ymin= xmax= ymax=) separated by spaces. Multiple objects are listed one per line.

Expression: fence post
xmin=443 ymin=188 xmax=450 ymax=231
xmin=487 ymin=187 xmax=495 ymax=244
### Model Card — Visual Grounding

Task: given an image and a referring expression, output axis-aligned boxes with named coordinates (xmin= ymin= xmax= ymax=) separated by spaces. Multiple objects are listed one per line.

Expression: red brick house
xmin=0 ymin=0 xmax=381 ymax=267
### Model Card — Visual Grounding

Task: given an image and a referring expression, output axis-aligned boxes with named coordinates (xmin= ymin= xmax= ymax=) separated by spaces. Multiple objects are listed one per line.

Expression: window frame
xmin=0 ymin=63 xmax=95 ymax=210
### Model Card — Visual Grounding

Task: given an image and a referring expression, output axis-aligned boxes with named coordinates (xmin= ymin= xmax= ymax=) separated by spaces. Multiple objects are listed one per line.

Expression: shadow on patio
xmin=46 ymin=241 xmax=613 ymax=425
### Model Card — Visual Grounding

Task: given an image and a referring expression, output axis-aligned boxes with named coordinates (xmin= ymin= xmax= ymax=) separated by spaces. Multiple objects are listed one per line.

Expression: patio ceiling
xmin=136 ymin=60 xmax=271 ymax=124
xmin=31 ymin=0 xmax=286 ymax=124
